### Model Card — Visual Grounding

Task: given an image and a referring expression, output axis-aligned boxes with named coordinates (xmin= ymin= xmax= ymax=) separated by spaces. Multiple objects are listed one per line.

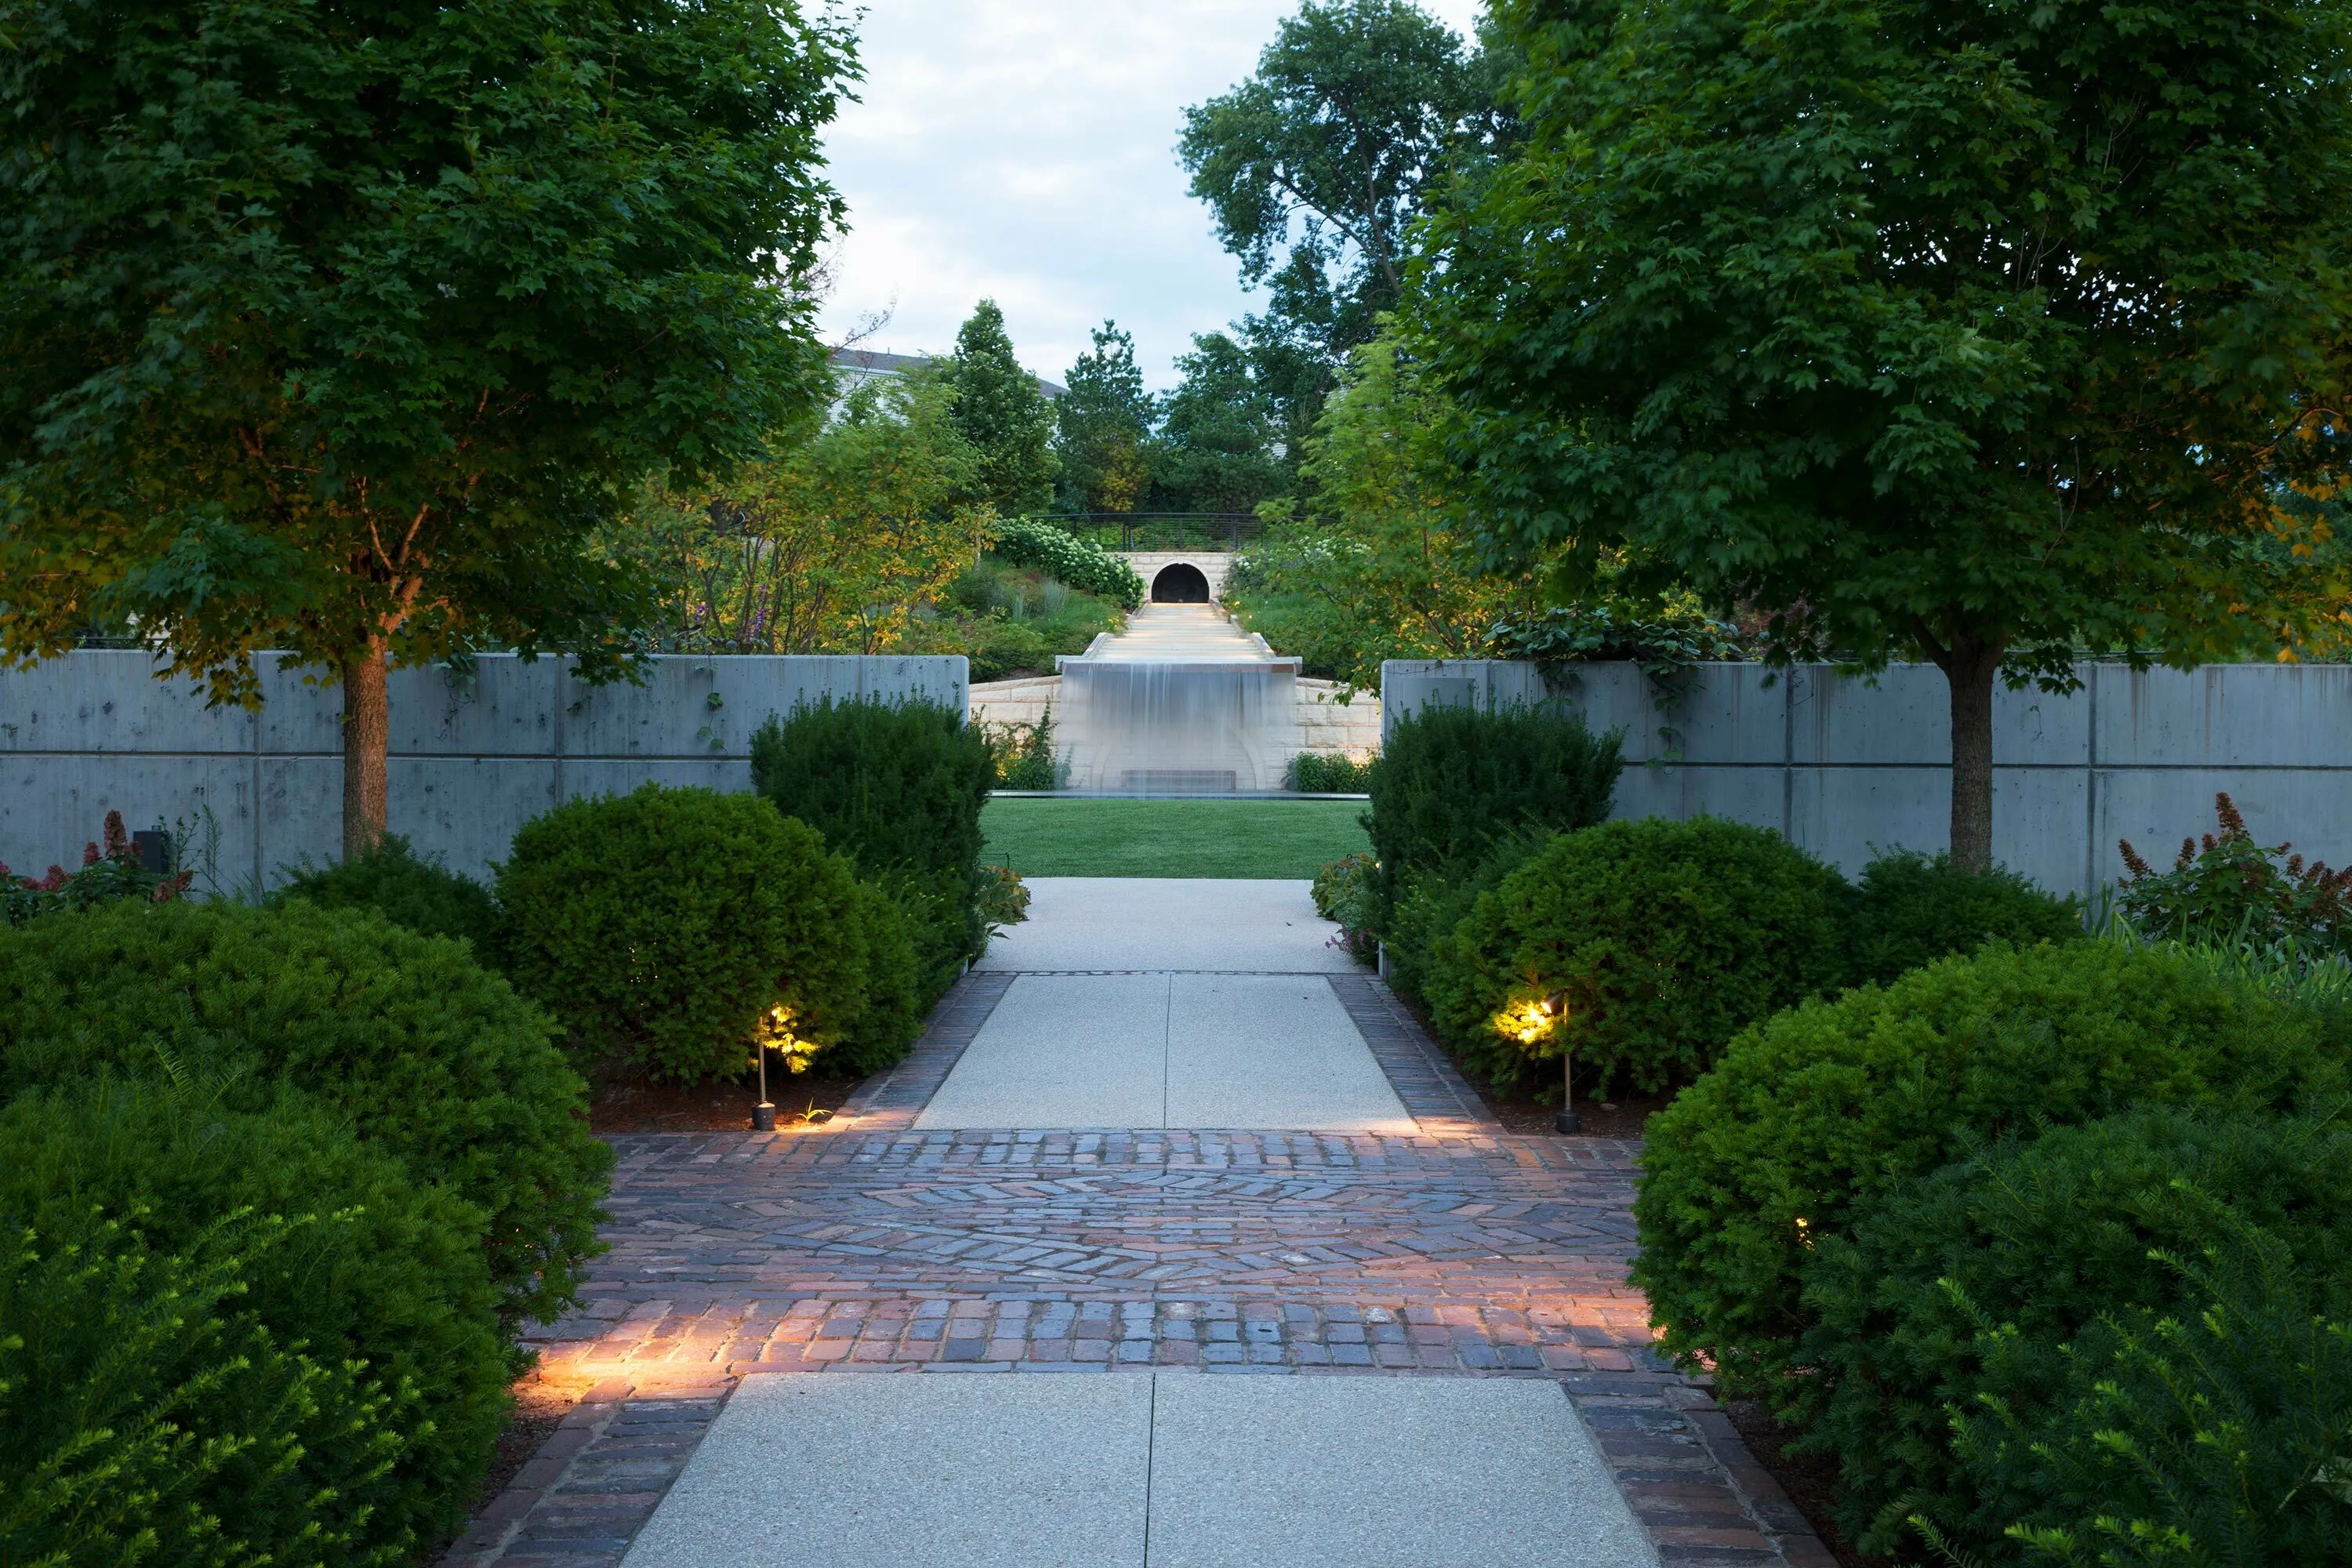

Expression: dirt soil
xmin=589 ymin=1069 xmax=866 ymax=1134
xmin=1722 ymin=1396 xmax=1876 ymax=1568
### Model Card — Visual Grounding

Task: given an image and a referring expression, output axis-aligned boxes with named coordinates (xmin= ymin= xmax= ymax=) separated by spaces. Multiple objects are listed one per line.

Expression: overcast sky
xmin=813 ymin=0 xmax=1490 ymax=392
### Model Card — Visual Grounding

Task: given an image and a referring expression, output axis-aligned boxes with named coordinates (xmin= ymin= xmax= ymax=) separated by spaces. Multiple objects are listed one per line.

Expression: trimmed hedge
xmin=1632 ymin=941 xmax=2343 ymax=1403
xmin=993 ymin=517 xmax=1145 ymax=609
xmin=1849 ymin=849 xmax=2083 ymax=986
xmin=1382 ymin=825 xmax=1555 ymax=1008
xmin=1365 ymin=702 xmax=1622 ymax=935
xmin=499 ymin=784 xmax=891 ymax=1082
xmin=0 ymin=898 xmax=609 ymax=1330
xmin=750 ymin=696 xmax=993 ymax=993
xmin=274 ymin=832 xmax=502 ymax=956
xmin=1801 ymin=1108 xmax=2352 ymax=1557
xmin=1425 ymin=818 xmax=1851 ymax=1095
xmin=0 ymin=1077 xmax=510 ymax=1559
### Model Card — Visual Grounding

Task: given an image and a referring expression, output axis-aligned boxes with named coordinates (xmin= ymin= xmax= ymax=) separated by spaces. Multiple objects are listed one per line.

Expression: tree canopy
xmin=1152 ymin=333 xmax=1298 ymax=514
xmin=940 ymin=299 xmax=1058 ymax=517
xmin=1054 ymin=321 xmax=1155 ymax=514
xmin=1416 ymin=0 xmax=2352 ymax=867
xmin=1181 ymin=0 xmax=1497 ymax=365
xmin=623 ymin=377 xmax=987 ymax=657
xmin=0 ymin=0 xmax=856 ymax=854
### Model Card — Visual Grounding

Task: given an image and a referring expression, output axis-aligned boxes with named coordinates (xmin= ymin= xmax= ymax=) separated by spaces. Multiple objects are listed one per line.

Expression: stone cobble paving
xmin=441 ymin=984 xmax=1835 ymax=1568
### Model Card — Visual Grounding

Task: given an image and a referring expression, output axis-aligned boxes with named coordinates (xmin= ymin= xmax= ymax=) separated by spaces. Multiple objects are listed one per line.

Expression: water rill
xmin=1054 ymin=604 xmax=1300 ymax=792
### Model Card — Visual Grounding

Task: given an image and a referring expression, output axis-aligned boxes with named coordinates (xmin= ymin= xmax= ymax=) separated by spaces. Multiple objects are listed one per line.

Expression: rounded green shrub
xmin=1800 ymin=1108 xmax=2352 ymax=1558
xmin=992 ymin=517 xmax=1145 ymax=608
xmin=1365 ymin=702 xmax=1624 ymax=934
xmin=0 ymin=898 xmax=610 ymax=1329
xmin=1849 ymin=849 xmax=2083 ymax=986
xmin=1632 ymin=940 xmax=2343 ymax=1404
xmin=750 ymin=696 xmax=993 ymax=993
xmin=1382 ymin=825 xmax=1556 ymax=1008
xmin=0 ymin=1078 xmax=510 ymax=1558
xmin=1425 ymin=818 xmax=1851 ymax=1094
xmin=498 ymin=784 xmax=876 ymax=1082
xmin=273 ymin=832 xmax=503 ymax=956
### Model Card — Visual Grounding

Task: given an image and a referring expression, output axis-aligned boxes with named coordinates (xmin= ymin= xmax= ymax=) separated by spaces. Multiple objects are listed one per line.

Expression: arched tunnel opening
xmin=1151 ymin=562 xmax=1212 ymax=603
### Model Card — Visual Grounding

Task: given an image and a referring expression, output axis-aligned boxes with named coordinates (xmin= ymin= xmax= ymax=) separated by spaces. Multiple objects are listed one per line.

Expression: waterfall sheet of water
xmin=1054 ymin=606 xmax=1301 ymax=793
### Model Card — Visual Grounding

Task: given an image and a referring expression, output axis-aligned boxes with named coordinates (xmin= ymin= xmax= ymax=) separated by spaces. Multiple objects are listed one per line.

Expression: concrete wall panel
xmin=1381 ymin=658 xmax=2352 ymax=899
xmin=3 ymin=652 xmax=965 ymax=889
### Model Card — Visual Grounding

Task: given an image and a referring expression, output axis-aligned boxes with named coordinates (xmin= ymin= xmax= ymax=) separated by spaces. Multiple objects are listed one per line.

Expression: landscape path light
xmin=1547 ymin=993 xmax=1579 ymax=1134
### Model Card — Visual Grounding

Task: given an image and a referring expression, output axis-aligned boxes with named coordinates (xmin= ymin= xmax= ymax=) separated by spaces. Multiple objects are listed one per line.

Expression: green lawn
xmin=982 ymin=797 xmax=1371 ymax=879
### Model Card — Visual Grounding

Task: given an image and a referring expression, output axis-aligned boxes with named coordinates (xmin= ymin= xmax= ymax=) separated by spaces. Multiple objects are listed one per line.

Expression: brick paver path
xmin=442 ymin=971 xmax=1833 ymax=1568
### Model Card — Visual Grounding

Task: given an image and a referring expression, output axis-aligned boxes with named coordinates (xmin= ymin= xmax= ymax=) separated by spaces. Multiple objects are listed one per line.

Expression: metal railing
xmin=1036 ymin=513 xmax=1266 ymax=552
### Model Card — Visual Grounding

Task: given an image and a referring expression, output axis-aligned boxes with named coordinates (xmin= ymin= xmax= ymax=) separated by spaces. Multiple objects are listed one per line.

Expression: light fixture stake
xmin=753 ymin=1041 xmax=775 ymax=1132
xmin=1552 ymin=996 xmax=1580 ymax=1134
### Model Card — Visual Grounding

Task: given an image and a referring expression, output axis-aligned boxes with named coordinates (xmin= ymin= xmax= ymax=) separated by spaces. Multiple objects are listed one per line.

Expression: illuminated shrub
xmin=1422 ymin=817 xmax=1849 ymax=1096
xmin=0 ymin=1077 xmax=510 ymax=1559
xmin=1632 ymin=941 xmax=2343 ymax=1406
xmin=498 ymin=783 xmax=898 ymax=1082
xmin=0 ymin=898 xmax=608 ymax=1330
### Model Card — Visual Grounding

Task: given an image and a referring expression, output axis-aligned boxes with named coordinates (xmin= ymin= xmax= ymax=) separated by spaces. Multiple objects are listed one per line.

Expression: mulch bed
xmin=588 ymin=1069 xmax=866 ymax=1134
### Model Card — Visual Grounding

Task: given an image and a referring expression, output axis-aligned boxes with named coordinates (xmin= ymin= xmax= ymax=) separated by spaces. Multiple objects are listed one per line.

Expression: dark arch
xmin=1152 ymin=562 xmax=1211 ymax=603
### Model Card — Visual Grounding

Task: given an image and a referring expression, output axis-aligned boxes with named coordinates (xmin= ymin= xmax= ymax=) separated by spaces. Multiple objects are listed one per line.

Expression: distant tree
xmin=1152 ymin=334 xmax=1297 ymax=514
xmin=940 ymin=300 xmax=1058 ymax=517
xmin=1054 ymin=322 xmax=1155 ymax=514
xmin=624 ymin=376 xmax=988 ymax=656
xmin=1417 ymin=0 xmax=2352 ymax=870
xmin=0 ymin=0 xmax=855 ymax=856
xmin=1180 ymin=0 xmax=1499 ymax=428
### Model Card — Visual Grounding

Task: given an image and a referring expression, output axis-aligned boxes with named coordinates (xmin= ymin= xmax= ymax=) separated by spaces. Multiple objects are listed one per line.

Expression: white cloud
xmin=813 ymin=0 xmax=1490 ymax=390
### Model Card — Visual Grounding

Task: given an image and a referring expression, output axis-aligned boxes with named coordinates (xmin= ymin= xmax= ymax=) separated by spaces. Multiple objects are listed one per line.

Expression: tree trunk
xmin=1933 ymin=631 xmax=2005 ymax=873
xmin=341 ymin=639 xmax=390 ymax=860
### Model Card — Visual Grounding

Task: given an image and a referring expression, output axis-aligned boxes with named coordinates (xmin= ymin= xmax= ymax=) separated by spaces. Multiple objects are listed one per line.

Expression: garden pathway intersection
xmin=444 ymin=881 xmax=1833 ymax=1568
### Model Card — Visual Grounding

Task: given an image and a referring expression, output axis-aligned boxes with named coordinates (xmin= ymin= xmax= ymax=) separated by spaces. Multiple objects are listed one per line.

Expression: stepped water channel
xmin=1051 ymin=604 xmax=1301 ymax=792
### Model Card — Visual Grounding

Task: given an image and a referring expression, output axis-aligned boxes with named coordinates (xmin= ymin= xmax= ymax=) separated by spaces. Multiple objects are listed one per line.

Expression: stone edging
xmin=1326 ymin=971 xmax=1503 ymax=1136
xmin=829 ymin=968 xmax=1014 ymax=1132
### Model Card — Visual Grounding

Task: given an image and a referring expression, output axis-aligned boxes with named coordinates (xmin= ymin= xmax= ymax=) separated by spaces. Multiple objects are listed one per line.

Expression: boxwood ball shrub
xmin=273 ymin=831 xmax=503 ymax=956
xmin=499 ymin=784 xmax=880 ymax=1081
xmin=1848 ymin=848 xmax=2083 ymax=986
xmin=0 ymin=1077 xmax=510 ymax=1559
xmin=1800 ymin=1108 xmax=2352 ymax=1557
xmin=1366 ymin=702 xmax=1622 ymax=933
xmin=0 ymin=898 xmax=609 ymax=1330
xmin=1424 ymin=818 xmax=1851 ymax=1095
xmin=750 ymin=696 xmax=994 ymax=992
xmin=1633 ymin=940 xmax=2344 ymax=1405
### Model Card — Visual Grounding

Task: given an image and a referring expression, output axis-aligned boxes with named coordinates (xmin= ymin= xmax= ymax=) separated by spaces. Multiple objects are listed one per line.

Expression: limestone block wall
xmin=2 ymin=651 xmax=966 ymax=889
xmin=1117 ymin=553 xmax=1235 ymax=602
xmin=1381 ymin=659 xmax=2352 ymax=901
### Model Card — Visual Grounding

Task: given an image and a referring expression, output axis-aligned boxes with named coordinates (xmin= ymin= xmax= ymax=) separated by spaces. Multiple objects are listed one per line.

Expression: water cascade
xmin=1054 ymin=605 xmax=1300 ymax=792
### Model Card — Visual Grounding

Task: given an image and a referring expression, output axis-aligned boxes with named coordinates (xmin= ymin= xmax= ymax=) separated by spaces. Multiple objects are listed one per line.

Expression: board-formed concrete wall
xmin=1381 ymin=659 xmax=2352 ymax=901
xmin=2 ymin=651 xmax=967 ymax=891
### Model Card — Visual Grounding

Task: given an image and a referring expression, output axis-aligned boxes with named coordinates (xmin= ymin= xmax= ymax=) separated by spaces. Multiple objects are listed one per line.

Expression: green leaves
xmin=1 ymin=0 xmax=856 ymax=702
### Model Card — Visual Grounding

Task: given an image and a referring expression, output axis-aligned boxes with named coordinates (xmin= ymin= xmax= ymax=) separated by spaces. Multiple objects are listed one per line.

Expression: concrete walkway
xmin=445 ymin=878 xmax=1832 ymax=1568
xmin=623 ymin=1374 xmax=1651 ymax=1568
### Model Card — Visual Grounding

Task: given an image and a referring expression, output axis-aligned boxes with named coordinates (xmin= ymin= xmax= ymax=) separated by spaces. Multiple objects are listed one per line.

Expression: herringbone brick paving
xmin=441 ymin=973 xmax=1835 ymax=1568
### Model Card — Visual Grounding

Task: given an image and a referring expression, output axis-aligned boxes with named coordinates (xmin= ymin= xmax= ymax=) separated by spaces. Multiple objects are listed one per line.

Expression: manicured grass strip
xmin=982 ymin=797 xmax=1371 ymax=879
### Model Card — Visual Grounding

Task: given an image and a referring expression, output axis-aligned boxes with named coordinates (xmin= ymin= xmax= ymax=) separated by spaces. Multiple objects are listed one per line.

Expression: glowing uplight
xmin=1494 ymin=993 xmax=1561 ymax=1047
xmin=755 ymin=1004 xmax=821 ymax=1074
